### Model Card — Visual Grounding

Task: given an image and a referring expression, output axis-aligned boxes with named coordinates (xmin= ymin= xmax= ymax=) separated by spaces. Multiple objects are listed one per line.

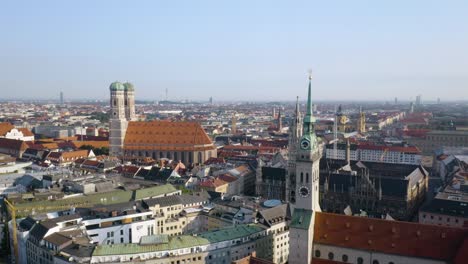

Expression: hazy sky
xmin=1 ymin=1 xmax=467 ymax=101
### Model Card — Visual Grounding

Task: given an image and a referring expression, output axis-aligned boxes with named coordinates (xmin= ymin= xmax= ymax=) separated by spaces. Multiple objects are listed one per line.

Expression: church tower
xmin=289 ymin=74 xmax=321 ymax=264
xmin=286 ymin=97 xmax=303 ymax=203
xmin=123 ymin=82 xmax=137 ymax=121
xmin=357 ymin=106 xmax=366 ymax=134
xmin=109 ymin=81 xmax=129 ymax=158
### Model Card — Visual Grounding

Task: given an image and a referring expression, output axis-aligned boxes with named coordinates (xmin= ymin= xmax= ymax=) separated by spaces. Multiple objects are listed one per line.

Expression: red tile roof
xmin=199 ymin=178 xmax=227 ymax=188
xmin=0 ymin=138 xmax=28 ymax=151
xmin=218 ymin=174 xmax=238 ymax=183
xmin=18 ymin=128 xmax=34 ymax=137
xmin=124 ymin=121 xmax=215 ymax=151
xmin=314 ymin=212 xmax=468 ymax=261
xmin=0 ymin=122 xmax=14 ymax=136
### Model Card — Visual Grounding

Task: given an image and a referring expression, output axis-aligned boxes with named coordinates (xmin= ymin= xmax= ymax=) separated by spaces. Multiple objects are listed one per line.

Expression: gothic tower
xmin=123 ymin=82 xmax=137 ymax=121
xmin=286 ymin=97 xmax=302 ymax=203
xmin=357 ymin=106 xmax=366 ymax=134
xmin=289 ymin=74 xmax=321 ymax=264
xmin=109 ymin=81 xmax=131 ymax=158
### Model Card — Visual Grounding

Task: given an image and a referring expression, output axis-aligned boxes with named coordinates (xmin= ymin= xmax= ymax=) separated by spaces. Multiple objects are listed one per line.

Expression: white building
xmin=326 ymin=143 xmax=422 ymax=165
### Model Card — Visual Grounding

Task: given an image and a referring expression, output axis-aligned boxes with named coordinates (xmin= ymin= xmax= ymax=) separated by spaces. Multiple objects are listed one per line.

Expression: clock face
xmin=299 ymin=186 xmax=310 ymax=197
xmin=300 ymin=139 xmax=310 ymax=150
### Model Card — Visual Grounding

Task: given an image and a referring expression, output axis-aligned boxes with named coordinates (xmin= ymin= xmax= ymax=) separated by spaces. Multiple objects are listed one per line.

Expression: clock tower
xmin=288 ymin=73 xmax=321 ymax=264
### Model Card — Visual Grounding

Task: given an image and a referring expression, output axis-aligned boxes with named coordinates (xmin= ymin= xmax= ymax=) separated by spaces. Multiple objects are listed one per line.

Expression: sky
xmin=1 ymin=0 xmax=467 ymax=102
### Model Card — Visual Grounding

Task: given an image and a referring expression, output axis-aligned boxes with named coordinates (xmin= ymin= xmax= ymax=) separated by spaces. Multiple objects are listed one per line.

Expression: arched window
xmin=300 ymin=173 xmax=304 ymax=183
xmin=306 ymin=173 xmax=309 ymax=183
xmin=372 ymin=260 xmax=379 ymax=264
xmin=314 ymin=250 xmax=320 ymax=258
xmin=357 ymin=257 xmax=364 ymax=264
xmin=342 ymin=254 xmax=348 ymax=262
xmin=328 ymin=252 xmax=334 ymax=260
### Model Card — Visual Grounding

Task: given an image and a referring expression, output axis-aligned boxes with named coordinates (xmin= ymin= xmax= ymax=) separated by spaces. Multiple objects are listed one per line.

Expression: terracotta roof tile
xmin=124 ymin=121 xmax=215 ymax=151
xmin=0 ymin=138 xmax=28 ymax=151
xmin=314 ymin=212 xmax=468 ymax=261
xmin=18 ymin=128 xmax=34 ymax=137
xmin=0 ymin=122 xmax=14 ymax=136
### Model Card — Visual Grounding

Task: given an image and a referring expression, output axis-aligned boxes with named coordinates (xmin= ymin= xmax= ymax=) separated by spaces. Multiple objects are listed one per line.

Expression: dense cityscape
xmin=0 ymin=78 xmax=467 ymax=264
xmin=2 ymin=1 xmax=468 ymax=264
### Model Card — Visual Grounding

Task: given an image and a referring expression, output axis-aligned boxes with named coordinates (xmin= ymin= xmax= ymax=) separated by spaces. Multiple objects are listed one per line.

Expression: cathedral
xmin=108 ymin=82 xmax=217 ymax=164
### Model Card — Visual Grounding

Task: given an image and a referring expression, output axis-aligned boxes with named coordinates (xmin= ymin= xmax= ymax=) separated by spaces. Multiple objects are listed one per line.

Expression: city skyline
xmin=1 ymin=1 xmax=468 ymax=101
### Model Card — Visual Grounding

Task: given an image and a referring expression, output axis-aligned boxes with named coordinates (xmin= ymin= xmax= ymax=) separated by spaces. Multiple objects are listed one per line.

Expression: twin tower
xmin=109 ymin=81 xmax=136 ymax=157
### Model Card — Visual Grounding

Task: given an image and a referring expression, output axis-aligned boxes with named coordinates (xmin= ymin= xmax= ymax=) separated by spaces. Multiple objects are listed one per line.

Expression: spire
xmin=306 ymin=73 xmax=313 ymax=119
xmin=303 ymin=72 xmax=315 ymax=134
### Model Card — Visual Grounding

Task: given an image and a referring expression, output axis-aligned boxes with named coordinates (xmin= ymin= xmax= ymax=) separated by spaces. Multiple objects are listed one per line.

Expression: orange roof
xmin=40 ymin=143 xmax=59 ymax=150
xmin=62 ymin=149 xmax=89 ymax=159
xmin=0 ymin=122 xmax=14 ymax=136
xmin=18 ymin=128 xmax=34 ymax=137
xmin=124 ymin=121 xmax=215 ymax=151
xmin=72 ymin=140 xmax=109 ymax=149
xmin=199 ymin=178 xmax=227 ymax=188
xmin=314 ymin=212 xmax=468 ymax=261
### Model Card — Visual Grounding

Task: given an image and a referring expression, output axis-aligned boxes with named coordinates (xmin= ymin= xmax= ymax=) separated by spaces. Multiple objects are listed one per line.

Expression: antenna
xmin=165 ymin=88 xmax=168 ymax=101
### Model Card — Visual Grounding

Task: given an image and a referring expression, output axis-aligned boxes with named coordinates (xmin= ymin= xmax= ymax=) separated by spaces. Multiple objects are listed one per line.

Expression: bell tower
xmin=109 ymin=81 xmax=129 ymax=158
xmin=289 ymin=73 xmax=321 ymax=264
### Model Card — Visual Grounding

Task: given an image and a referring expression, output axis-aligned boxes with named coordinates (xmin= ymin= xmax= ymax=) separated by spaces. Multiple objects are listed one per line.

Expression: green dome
xmin=109 ymin=81 xmax=125 ymax=91
xmin=123 ymin=82 xmax=135 ymax=91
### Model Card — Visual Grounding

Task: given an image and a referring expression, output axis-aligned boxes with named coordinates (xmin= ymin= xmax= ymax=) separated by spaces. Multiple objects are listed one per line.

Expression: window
xmin=357 ymin=257 xmax=364 ymax=264
xmin=315 ymin=250 xmax=321 ymax=258
xmin=328 ymin=252 xmax=334 ymax=260
xmin=306 ymin=173 xmax=309 ymax=183
xmin=372 ymin=260 xmax=379 ymax=264
xmin=342 ymin=254 xmax=348 ymax=262
xmin=300 ymin=173 xmax=304 ymax=183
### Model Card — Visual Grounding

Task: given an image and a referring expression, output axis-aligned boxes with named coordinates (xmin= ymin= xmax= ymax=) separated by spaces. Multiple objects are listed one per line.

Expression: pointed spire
xmin=303 ymin=72 xmax=315 ymax=134
xmin=295 ymin=96 xmax=300 ymax=115
xmin=306 ymin=73 xmax=313 ymax=118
